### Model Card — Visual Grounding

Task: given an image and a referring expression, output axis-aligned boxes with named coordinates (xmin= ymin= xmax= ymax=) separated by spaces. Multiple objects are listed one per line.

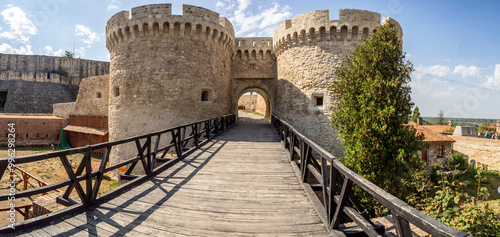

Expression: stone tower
xmin=106 ymin=4 xmax=235 ymax=168
xmin=272 ymin=9 xmax=402 ymax=157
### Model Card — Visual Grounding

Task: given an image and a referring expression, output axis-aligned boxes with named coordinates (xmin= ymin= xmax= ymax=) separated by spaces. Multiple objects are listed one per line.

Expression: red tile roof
xmin=422 ymin=125 xmax=453 ymax=134
xmin=407 ymin=122 xmax=455 ymax=143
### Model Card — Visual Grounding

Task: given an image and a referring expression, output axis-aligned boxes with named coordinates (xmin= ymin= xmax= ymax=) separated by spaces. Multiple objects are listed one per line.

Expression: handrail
xmin=271 ymin=114 xmax=469 ymax=237
xmin=0 ymin=114 xmax=236 ymax=231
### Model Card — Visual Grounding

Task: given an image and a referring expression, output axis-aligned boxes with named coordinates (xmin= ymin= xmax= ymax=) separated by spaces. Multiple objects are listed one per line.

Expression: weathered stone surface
xmin=238 ymin=94 xmax=266 ymax=115
xmin=72 ymin=75 xmax=109 ymax=116
xmin=106 ymin=4 xmax=235 ymax=174
xmin=272 ymin=9 xmax=397 ymax=157
xmin=0 ymin=80 xmax=78 ymax=113
xmin=0 ymin=53 xmax=109 ymax=113
xmin=0 ymin=53 xmax=109 ymax=86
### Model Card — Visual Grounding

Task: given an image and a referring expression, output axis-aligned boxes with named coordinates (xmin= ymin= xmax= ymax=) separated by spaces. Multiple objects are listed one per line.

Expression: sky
xmin=0 ymin=0 xmax=499 ymax=119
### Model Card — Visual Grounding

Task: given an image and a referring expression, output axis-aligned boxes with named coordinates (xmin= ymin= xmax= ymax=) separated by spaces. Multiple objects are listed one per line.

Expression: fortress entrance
xmin=235 ymin=87 xmax=272 ymax=119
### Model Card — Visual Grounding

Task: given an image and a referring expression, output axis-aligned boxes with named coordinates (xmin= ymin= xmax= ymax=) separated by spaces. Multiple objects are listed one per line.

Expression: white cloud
xmin=14 ymin=44 xmax=33 ymax=55
xmin=414 ymin=65 xmax=451 ymax=80
xmin=0 ymin=5 xmax=37 ymax=44
xmin=216 ymin=1 xmax=225 ymax=8
xmin=0 ymin=43 xmax=14 ymax=53
xmin=429 ymin=86 xmax=465 ymax=99
xmin=107 ymin=5 xmax=119 ymax=11
xmin=452 ymin=64 xmax=481 ymax=78
xmin=44 ymin=45 xmax=65 ymax=56
xmin=107 ymin=0 xmax=121 ymax=11
xmin=222 ymin=0 xmax=292 ymax=37
xmin=485 ymin=64 xmax=500 ymax=89
xmin=75 ymin=24 xmax=100 ymax=45
xmin=75 ymin=46 xmax=86 ymax=57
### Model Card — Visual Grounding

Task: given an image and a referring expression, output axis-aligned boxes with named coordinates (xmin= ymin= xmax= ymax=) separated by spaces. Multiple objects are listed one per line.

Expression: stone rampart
xmin=0 ymin=53 xmax=109 ymax=86
xmin=273 ymin=9 xmax=401 ymax=156
xmin=106 ymin=4 xmax=234 ymax=52
xmin=0 ymin=80 xmax=78 ymax=113
xmin=106 ymin=4 xmax=235 ymax=175
xmin=233 ymin=37 xmax=275 ymax=79
xmin=71 ymin=75 xmax=109 ymax=117
xmin=272 ymin=9 xmax=382 ymax=56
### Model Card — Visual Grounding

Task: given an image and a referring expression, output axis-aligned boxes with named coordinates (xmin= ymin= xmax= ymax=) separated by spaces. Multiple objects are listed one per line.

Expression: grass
xmin=240 ymin=110 xmax=264 ymax=117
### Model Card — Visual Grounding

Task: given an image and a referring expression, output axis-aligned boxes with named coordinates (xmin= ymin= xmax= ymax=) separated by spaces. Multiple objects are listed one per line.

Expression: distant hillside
xmin=422 ymin=117 xmax=499 ymax=127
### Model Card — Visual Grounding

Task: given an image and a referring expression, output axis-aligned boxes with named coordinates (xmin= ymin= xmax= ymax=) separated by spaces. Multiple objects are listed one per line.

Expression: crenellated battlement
xmin=272 ymin=9 xmax=398 ymax=56
xmin=234 ymin=37 xmax=274 ymax=61
xmin=106 ymin=4 xmax=235 ymax=52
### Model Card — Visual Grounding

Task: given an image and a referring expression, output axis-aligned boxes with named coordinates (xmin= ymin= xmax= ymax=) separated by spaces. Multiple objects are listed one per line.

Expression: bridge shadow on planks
xmin=42 ymin=140 xmax=228 ymax=236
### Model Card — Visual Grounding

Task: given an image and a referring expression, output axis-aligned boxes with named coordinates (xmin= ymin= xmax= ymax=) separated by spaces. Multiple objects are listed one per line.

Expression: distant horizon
xmin=422 ymin=116 xmax=499 ymax=121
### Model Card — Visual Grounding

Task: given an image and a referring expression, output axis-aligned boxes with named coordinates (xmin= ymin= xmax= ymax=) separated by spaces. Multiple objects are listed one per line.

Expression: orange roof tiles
xmin=421 ymin=125 xmax=453 ymax=134
xmin=407 ymin=122 xmax=455 ymax=143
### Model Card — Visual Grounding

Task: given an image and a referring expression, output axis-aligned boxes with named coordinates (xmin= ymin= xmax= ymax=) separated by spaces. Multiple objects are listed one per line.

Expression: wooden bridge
xmin=0 ymin=114 xmax=469 ymax=236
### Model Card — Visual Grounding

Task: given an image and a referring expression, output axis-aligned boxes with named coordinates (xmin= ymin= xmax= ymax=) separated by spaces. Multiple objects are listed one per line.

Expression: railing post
xmin=393 ymin=214 xmax=413 ymax=237
xmin=194 ymin=123 xmax=199 ymax=146
xmin=289 ymin=132 xmax=295 ymax=160
xmin=85 ymin=146 xmax=92 ymax=205
xmin=331 ymin=178 xmax=353 ymax=229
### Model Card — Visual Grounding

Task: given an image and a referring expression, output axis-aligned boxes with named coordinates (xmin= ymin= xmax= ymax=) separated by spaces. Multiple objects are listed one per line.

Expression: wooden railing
xmin=271 ymin=115 xmax=469 ymax=237
xmin=0 ymin=114 xmax=236 ymax=232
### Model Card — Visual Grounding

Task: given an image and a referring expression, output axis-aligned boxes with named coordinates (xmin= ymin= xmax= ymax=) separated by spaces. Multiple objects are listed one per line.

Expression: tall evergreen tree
xmin=437 ymin=110 xmax=445 ymax=125
xmin=411 ymin=106 xmax=421 ymax=122
xmin=331 ymin=23 xmax=425 ymax=206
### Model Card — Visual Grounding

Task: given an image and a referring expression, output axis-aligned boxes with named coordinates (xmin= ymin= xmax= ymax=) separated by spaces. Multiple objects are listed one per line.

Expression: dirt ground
xmin=450 ymin=135 xmax=500 ymax=170
xmin=0 ymin=146 xmax=119 ymax=227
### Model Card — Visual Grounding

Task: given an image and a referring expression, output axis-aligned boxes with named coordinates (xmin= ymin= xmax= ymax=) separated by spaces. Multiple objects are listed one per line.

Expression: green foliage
xmin=241 ymin=110 xmax=264 ymax=117
xmin=478 ymin=124 xmax=496 ymax=133
xmin=411 ymin=106 xmax=420 ymax=122
xmin=448 ymin=153 xmax=468 ymax=171
xmin=51 ymin=66 xmax=69 ymax=78
xmin=437 ymin=110 xmax=445 ymax=125
xmin=63 ymin=50 xmax=74 ymax=58
xmin=421 ymin=168 xmax=500 ymax=236
xmin=330 ymin=22 xmax=426 ymax=210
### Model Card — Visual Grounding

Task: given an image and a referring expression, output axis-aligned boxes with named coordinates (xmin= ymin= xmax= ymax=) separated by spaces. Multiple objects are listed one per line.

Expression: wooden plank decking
xmin=12 ymin=115 xmax=332 ymax=236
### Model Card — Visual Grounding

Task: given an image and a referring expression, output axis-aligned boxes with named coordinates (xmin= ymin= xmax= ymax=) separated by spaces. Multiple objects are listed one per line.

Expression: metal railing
xmin=271 ymin=114 xmax=469 ymax=237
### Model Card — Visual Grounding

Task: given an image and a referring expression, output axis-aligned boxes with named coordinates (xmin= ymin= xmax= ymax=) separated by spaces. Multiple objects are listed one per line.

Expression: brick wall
xmin=0 ymin=115 xmax=66 ymax=146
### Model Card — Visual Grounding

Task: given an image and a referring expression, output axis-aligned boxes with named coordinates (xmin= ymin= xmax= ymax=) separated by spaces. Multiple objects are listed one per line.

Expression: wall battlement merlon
xmin=106 ymin=4 xmax=235 ymax=52
xmin=272 ymin=9 xmax=399 ymax=56
xmin=106 ymin=4 xmax=234 ymax=48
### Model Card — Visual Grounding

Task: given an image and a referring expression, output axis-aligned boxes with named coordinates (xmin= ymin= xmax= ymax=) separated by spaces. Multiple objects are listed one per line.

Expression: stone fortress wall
xmin=0 ymin=54 xmax=109 ymax=86
xmin=105 ymin=4 xmax=235 ymax=170
xmin=0 ymin=53 xmax=109 ymax=113
xmin=0 ymin=4 xmax=402 ymax=175
xmin=272 ymin=9 xmax=401 ymax=157
xmin=53 ymin=74 xmax=110 ymax=118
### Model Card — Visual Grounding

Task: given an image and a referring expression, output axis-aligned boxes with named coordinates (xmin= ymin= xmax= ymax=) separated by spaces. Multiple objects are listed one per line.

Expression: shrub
xmin=448 ymin=153 xmax=468 ymax=171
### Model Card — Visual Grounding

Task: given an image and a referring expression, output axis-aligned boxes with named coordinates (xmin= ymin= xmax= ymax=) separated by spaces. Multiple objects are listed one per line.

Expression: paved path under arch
xmin=14 ymin=114 xmax=331 ymax=236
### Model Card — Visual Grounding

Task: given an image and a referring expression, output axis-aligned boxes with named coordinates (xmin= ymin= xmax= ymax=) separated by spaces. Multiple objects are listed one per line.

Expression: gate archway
xmin=235 ymin=87 xmax=272 ymax=119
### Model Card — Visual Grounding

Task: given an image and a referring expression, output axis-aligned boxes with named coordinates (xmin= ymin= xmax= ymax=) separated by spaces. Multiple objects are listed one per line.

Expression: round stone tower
xmin=106 ymin=4 xmax=235 ymax=171
xmin=273 ymin=9 xmax=402 ymax=157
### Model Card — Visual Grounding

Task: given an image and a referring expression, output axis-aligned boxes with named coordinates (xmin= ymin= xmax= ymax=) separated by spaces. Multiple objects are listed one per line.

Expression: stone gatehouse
xmin=51 ymin=3 xmax=403 ymax=173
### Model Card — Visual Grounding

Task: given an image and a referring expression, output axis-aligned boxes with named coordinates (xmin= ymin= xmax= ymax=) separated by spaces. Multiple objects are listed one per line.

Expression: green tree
xmin=63 ymin=50 xmax=74 ymax=58
xmin=437 ymin=110 xmax=445 ymax=125
xmin=411 ymin=106 xmax=421 ymax=122
xmin=330 ymin=22 xmax=426 ymax=211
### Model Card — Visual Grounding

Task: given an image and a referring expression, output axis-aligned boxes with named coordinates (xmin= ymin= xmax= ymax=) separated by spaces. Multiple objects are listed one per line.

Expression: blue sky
xmin=0 ymin=0 xmax=499 ymax=119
